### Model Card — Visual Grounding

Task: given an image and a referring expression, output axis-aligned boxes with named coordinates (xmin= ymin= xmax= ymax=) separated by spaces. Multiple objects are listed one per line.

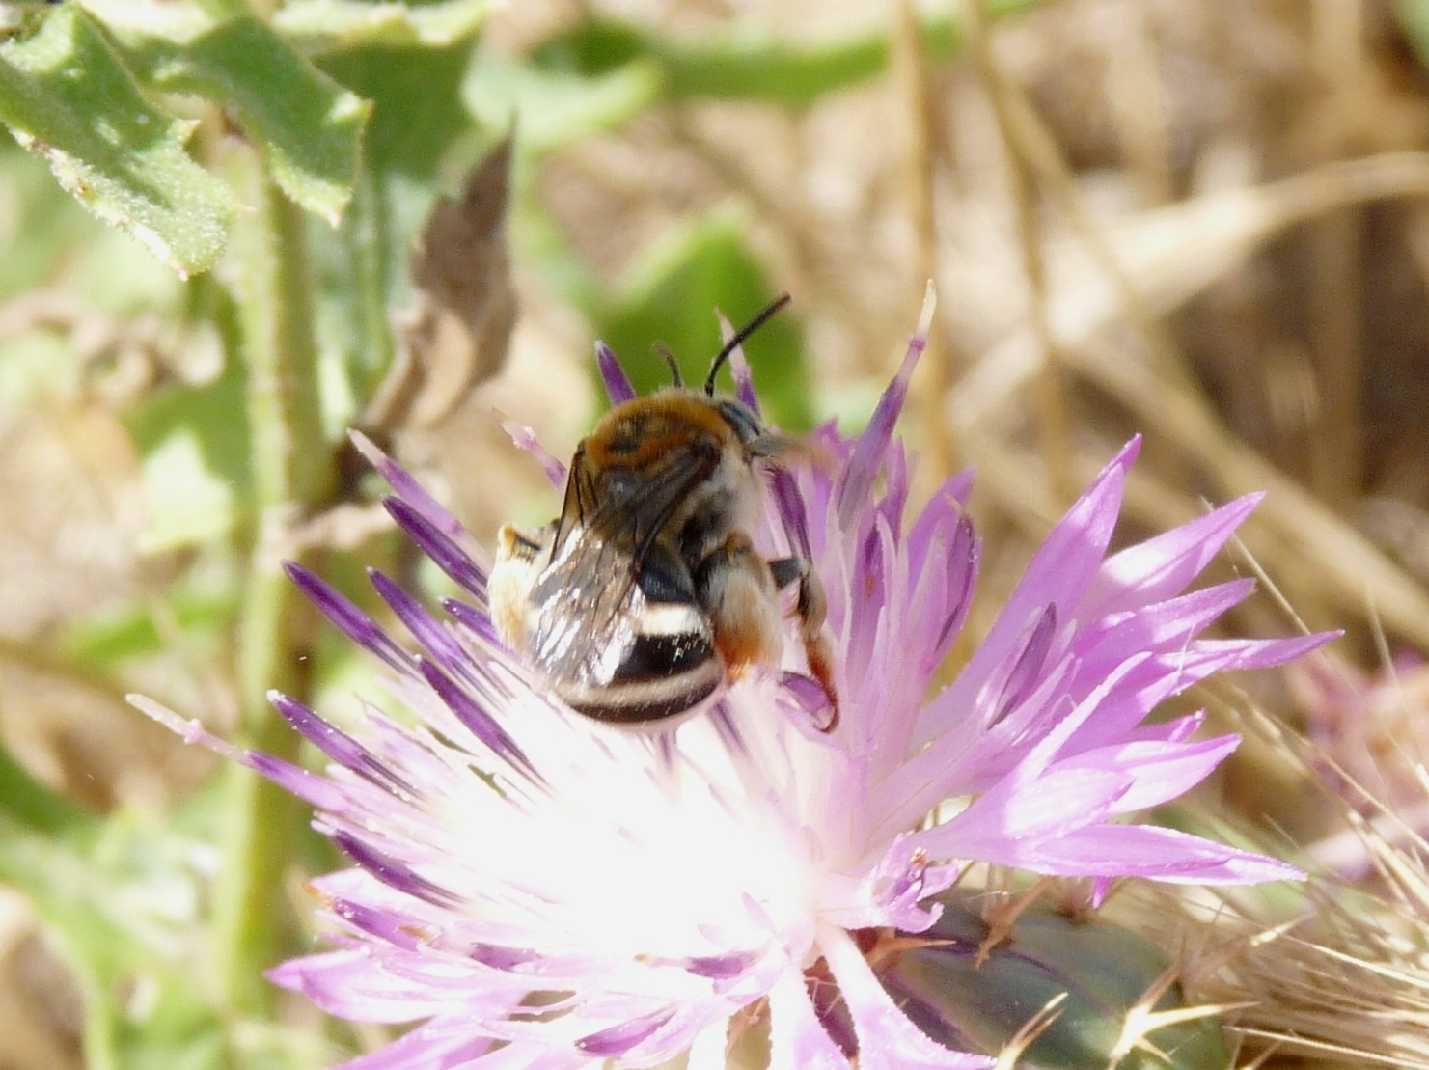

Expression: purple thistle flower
xmin=133 ymin=288 xmax=1335 ymax=1068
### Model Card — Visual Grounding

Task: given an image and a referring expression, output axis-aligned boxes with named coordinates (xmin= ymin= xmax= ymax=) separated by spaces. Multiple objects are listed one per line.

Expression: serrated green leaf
xmin=0 ymin=6 xmax=236 ymax=276
xmin=0 ymin=133 xmax=102 ymax=297
xmin=461 ymin=57 xmax=661 ymax=156
xmin=117 ymin=14 xmax=371 ymax=225
xmin=592 ymin=212 xmax=813 ymax=430
xmin=274 ymin=0 xmax=492 ymax=50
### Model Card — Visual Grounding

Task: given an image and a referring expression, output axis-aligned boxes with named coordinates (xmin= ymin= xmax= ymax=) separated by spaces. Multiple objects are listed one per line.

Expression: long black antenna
xmin=704 ymin=292 xmax=791 ymax=396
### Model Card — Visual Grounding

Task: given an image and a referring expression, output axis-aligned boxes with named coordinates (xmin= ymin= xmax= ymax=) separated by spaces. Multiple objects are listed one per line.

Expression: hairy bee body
xmin=491 ymin=387 xmax=833 ymax=730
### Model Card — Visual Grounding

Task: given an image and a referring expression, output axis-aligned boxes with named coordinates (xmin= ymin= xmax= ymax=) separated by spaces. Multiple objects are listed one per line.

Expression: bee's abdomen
xmin=558 ymin=605 xmax=722 ymax=725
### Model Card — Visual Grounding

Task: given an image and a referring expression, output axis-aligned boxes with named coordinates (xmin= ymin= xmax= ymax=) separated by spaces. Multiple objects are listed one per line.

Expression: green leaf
xmin=461 ymin=57 xmax=662 ymax=157
xmin=0 ymin=743 xmax=89 ymax=836
xmin=1395 ymin=0 xmax=1429 ymax=65
xmin=0 ymin=6 xmax=236 ymax=277
xmin=125 ymin=356 xmax=252 ymax=554
xmin=0 ymin=805 xmax=231 ymax=1070
xmin=274 ymin=0 xmax=493 ymax=51
xmin=592 ymin=212 xmax=813 ymax=429
xmin=118 ymin=14 xmax=371 ymax=225
xmin=58 ymin=586 xmax=238 ymax=668
xmin=532 ymin=0 xmax=1040 ymax=105
xmin=313 ymin=41 xmax=482 ymax=405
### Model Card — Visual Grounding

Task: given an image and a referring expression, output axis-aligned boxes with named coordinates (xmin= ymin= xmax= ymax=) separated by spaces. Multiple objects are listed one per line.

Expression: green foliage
xmin=118 ymin=14 xmax=371 ymax=225
xmin=274 ymin=0 xmax=493 ymax=51
xmin=533 ymin=0 xmax=1039 ymax=104
xmin=314 ymin=39 xmax=482 ymax=407
xmin=591 ymin=213 xmax=814 ymax=429
xmin=60 ymin=580 xmax=238 ymax=669
xmin=1395 ymin=0 xmax=1429 ymax=64
xmin=0 ymin=745 xmax=88 ymax=836
xmin=462 ymin=55 xmax=662 ymax=157
xmin=0 ymin=788 xmax=336 ymax=1069
xmin=0 ymin=6 xmax=236 ymax=277
xmin=127 ymin=361 xmax=252 ymax=552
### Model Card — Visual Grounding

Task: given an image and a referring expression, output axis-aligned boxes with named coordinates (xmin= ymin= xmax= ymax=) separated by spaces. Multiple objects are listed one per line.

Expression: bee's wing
xmin=526 ymin=439 xmax=721 ymax=686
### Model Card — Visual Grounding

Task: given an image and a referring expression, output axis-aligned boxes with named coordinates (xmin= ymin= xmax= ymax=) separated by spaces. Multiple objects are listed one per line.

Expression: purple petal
xmin=349 ymin=430 xmax=466 ymax=542
xmin=332 ymin=1017 xmax=496 ymax=1069
xmin=768 ymin=969 xmax=851 ymax=1070
xmin=780 ymin=671 xmax=837 ymax=733
xmin=576 ymin=1007 xmax=676 ymax=1056
xmin=866 ymin=834 xmax=958 ymax=933
xmin=876 ymin=441 xmax=910 ymax=540
xmin=470 ymin=944 xmax=541 ymax=970
xmin=269 ymin=691 xmax=413 ymax=795
xmin=369 ymin=569 xmax=474 ymax=679
xmin=443 ymin=598 xmax=506 ymax=648
xmin=267 ymin=949 xmax=456 ymax=1024
xmin=1073 ymin=579 xmax=1255 ymax=675
xmin=835 ymin=307 xmax=930 ymax=528
xmin=416 ymin=657 xmax=534 ymax=778
xmin=1068 ymin=632 xmax=1337 ymax=750
xmin=822 ymin=930 xmax=993 ymax=1070
xmin=244 ymin=751 xmax=350 ymax=810
xmin=1081 ymin=493 xmax=1263 ymax=619
xmin=1012 ymin=824 xmax=1304 ymax=884
xmin=991 ymin=604 xmax=1057 ymax=725
xmin=284 ymin=562 xmax=411 ymax=674
xmin=683 ymin=950 xmax=760 ymax=980
xmin=332 ymin=831 xmax=459 ymax=907
xmin=1054 ymin=734 xmax=1242 ymax=813
xmin=709 ymin=700 xmax=747 ymax=756
xmin=915 ymin=439 xmax=1138 ymax=746
xmin=1126 ymin=709 xmax=1206 ymax=743
xmin=770 ymin=467 xmax=813 ymax=559
xmin=330 ymin=897 xmax=427 ymax=950
xmin=915 ymin=514 xmax=978 ymax=675
xmin=917 ymin=768 xmax=1134 ymax=861
xmin=595 ymin=341 xmax=636 ymax=404
xmin=906 ymin=470 xmax=974 ymax=581
xmin=383 ymin=498 xmax=486 ymax=599
xmin=501 ymin=420 xmax=567 ymax=488
xmin=718 ymin=310 xmax=761 ymax=416
xmin=129 ymin=697 xmax=354 ymax=811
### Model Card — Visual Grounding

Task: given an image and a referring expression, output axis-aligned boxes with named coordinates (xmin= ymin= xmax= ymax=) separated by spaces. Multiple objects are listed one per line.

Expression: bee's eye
xmin=716 ymin=400 xmax=763 ymax=445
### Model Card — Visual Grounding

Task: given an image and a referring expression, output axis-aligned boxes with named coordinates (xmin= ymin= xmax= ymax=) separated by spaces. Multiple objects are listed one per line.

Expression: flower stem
xmin=214 ymin=147 xmax=334 ymax=1015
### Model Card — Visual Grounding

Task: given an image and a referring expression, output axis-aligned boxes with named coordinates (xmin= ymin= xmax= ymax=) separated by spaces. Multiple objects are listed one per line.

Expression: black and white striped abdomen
xmin=556 ymin=600 xmax=722 ymax=725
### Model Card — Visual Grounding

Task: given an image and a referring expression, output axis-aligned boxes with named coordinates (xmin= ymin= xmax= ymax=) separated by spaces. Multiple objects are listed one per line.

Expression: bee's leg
xmin=489 ymin=524 xmax=544 ymax=648
xmin=768 ymin=556 xmax=839 ymax=730
xmin=696 ymin=533 xmax=784 ymax=686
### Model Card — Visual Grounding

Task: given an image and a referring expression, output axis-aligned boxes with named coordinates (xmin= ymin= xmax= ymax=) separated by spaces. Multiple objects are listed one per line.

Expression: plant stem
xmin=214 ymin=146 xmax=333 ymax=1015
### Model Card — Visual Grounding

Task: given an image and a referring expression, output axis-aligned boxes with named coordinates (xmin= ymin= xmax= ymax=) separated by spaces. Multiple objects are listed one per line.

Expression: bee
xmin=489 ymin=295 xmax=837 ymax=731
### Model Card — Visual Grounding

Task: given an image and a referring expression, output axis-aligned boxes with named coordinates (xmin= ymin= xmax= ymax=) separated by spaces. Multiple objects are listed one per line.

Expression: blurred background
xmin=4 ymin=0 xmax=1429 ymax=1066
